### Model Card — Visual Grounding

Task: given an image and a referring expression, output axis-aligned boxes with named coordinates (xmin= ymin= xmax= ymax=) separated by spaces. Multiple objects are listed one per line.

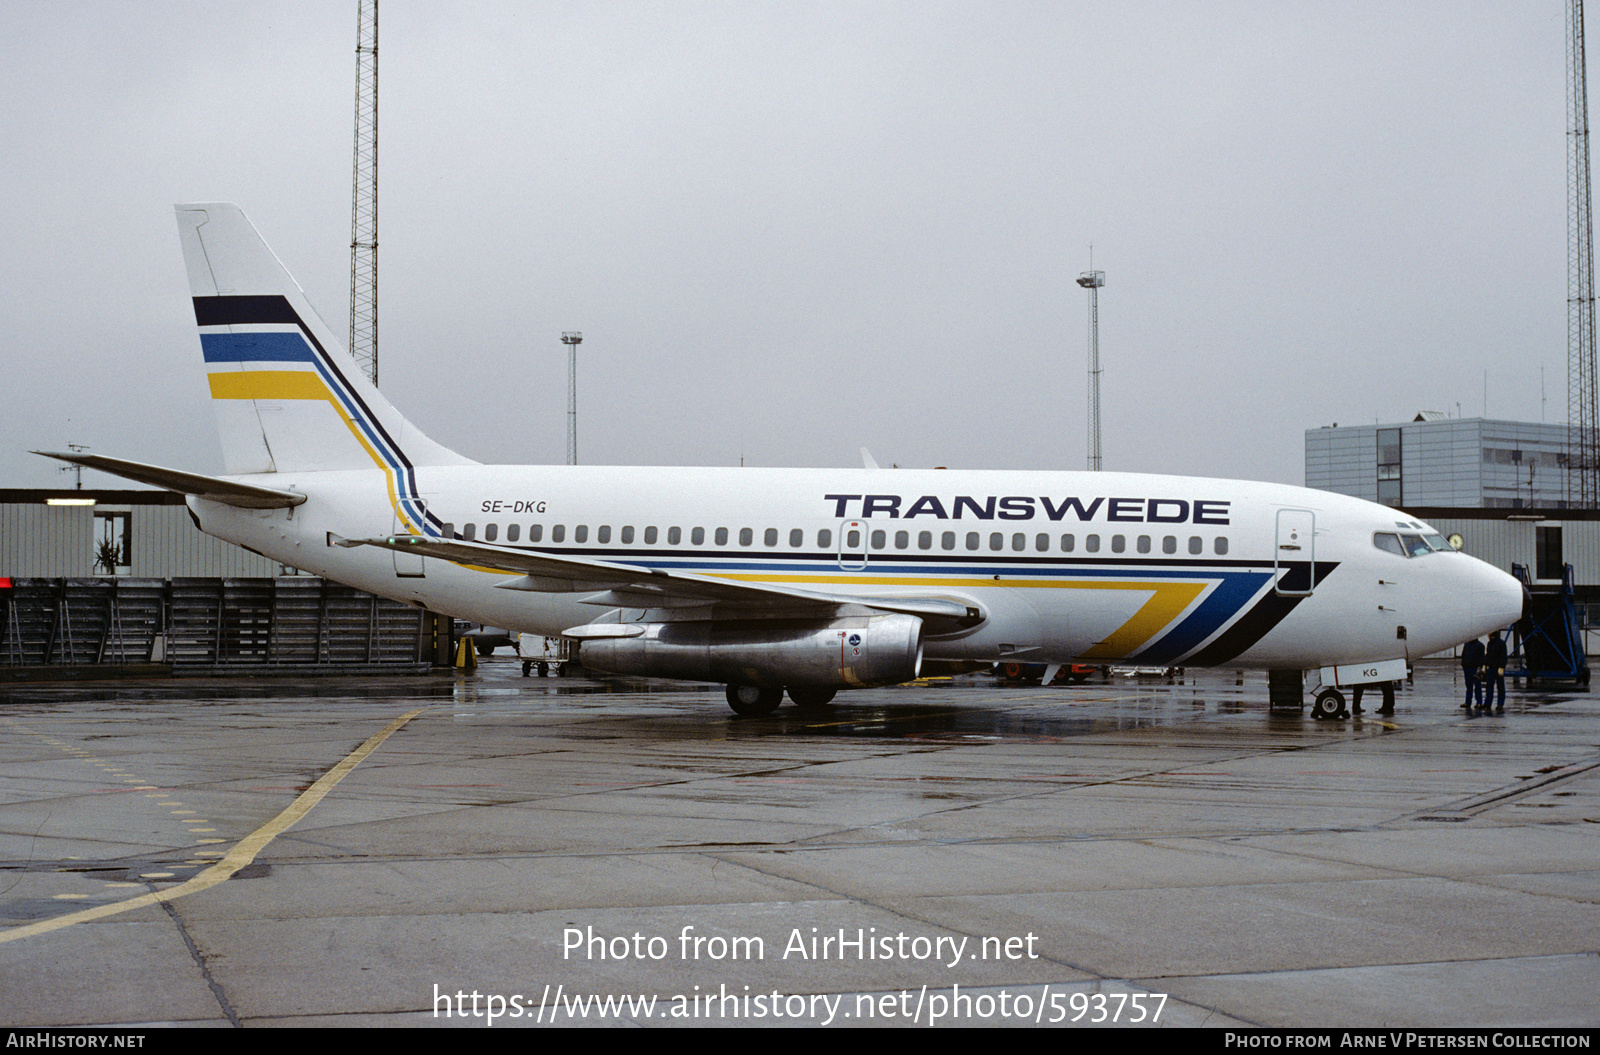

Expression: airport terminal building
xmin=1305 ymin=413 xmax=1571 ymax=510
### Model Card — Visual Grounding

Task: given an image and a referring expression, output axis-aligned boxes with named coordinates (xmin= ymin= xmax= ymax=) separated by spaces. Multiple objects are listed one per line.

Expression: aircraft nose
xmin=1470 ymin=561 xmax=1527 ymax=634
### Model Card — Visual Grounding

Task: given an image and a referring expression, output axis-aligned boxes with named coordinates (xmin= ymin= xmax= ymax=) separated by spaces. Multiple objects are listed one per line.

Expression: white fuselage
xmin=190 ymin=464 xmax=1525 ymax=672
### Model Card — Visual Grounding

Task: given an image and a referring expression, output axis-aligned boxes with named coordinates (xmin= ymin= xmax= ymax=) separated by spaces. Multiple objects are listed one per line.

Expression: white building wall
xmin=1421 ymin=517 xmax=1534 ymax=577
xmin=0 ymin=505 xmax=95 ymax=576
xmin=2 ymin=496 xmax=281 ymax=578
xmin=128 ymin=505 xmax=283 ymax=577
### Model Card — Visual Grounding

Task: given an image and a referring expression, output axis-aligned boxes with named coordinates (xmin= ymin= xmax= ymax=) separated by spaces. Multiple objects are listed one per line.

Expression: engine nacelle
xmin=578 ymin=613 xmax=924 ymax=689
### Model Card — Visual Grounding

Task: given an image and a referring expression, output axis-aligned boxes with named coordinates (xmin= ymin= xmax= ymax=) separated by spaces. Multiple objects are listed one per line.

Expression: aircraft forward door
xmin=392 ymin=498 xmax=428 ymax=578
xmin=837 ymin=519 xmax=869 ymax=571
xmin=1274 ymin=508 xmax=1315 ymax=597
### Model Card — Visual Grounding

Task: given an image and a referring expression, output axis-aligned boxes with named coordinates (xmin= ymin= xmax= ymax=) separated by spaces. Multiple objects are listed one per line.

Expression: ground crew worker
xmin=1461 ymin=637 xmax=1485 ymax=711
xmin=1484 ymin=630 xmax=1508 ymax=712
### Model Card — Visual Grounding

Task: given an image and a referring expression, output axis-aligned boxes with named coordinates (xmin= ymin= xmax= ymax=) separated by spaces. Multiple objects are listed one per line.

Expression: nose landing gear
xmin=1312 ymin=681 xmax=1397 ymax=719
xmin=1311 ymin=687 xmax=1347 ymax=720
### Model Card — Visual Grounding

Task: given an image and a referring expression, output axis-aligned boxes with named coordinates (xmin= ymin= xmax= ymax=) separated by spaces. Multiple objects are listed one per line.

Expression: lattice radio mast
xmin=349 ymin=1 xmax=379 ymax=385
xmin=1570 ymin=0 xmax=1598 ymax=506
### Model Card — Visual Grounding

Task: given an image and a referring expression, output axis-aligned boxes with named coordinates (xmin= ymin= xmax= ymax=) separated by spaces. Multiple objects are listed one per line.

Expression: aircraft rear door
xmin=1274 ymin=508 xmax=1315 ymax=596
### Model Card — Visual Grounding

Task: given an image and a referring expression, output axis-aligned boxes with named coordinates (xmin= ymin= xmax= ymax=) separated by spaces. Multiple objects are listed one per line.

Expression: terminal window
xmin=1377 ymin=428 xmax=1402 ymax=507
xmin=94 ymin=510 xmax=131 ymax=574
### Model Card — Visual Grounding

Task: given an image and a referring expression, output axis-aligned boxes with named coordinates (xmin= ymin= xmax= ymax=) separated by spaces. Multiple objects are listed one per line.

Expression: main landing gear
xmin=724 ymin=684 xmax=838 ymax=716
xmin=787 ymin=686 xmax=838 ymax=709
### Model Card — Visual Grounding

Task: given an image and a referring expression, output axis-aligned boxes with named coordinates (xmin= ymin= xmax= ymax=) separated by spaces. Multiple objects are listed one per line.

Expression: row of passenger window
xmin=443 ymin=522 xmax=1231 ymax=556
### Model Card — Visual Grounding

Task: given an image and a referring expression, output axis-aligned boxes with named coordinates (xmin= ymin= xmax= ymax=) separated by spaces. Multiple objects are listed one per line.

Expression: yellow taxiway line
xmin=0 ymin=708 xmax=424 ymax=944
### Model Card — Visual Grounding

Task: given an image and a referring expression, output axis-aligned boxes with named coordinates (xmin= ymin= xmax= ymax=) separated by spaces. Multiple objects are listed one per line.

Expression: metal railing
xmin=1 ymin=577 xmax=430 ymax=673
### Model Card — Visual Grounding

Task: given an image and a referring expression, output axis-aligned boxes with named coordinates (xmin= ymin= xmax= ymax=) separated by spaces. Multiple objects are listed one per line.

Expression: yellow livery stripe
xmin=207 ymin=369 xmax=332 ymax=401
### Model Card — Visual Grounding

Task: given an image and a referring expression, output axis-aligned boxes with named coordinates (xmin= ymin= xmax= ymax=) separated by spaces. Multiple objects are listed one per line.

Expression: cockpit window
xmin=1376 ymin=529 xmax=1453 ymax=557
xmin=1400 ymin=534 xmax=1431 ymax=557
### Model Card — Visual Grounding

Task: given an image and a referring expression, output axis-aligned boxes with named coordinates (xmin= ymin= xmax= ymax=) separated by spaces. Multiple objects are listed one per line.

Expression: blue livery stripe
xmin=1130 ymin=571 xmax=1273 ymax=664
xmin=200 ymin=332 xmax=316 ymax=363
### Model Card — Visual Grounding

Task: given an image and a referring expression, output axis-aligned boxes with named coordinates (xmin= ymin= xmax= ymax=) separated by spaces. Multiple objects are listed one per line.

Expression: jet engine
xmin=577 ymin=612 xmax=924 ymax=692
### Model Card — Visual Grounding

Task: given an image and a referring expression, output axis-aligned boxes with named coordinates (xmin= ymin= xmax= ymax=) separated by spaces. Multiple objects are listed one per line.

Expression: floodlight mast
xmin=1076 ymin=269 xmax=1105 ymax=472
xmin=562 ymin=332 xmax=583 ymax=465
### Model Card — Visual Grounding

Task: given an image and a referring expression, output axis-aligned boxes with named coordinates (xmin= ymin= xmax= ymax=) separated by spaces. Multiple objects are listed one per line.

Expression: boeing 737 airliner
xmin=38 ymin=204 xmax=1526 ymax=716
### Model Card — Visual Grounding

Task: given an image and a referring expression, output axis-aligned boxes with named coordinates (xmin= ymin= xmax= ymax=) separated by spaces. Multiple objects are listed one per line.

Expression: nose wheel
xmin=1311 ymin=687 xmax=1347 ymax=720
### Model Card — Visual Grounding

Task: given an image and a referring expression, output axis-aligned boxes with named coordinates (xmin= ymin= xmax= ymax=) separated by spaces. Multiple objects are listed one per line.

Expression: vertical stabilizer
xmin=175 ymin=203 xmax=474 ymax=479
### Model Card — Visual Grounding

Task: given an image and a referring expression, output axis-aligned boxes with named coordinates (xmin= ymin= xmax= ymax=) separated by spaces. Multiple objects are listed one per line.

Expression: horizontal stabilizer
xmin=31 ymin=451 xmax=306 ymax=509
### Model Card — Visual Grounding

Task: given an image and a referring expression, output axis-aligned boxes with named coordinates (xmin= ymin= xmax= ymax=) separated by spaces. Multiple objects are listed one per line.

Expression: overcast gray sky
xmin=0 ymin=2 xmax=1577 ymax=490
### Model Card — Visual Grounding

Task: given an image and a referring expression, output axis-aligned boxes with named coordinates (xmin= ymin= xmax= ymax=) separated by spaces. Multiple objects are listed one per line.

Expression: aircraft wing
xmin=32 ymin=451 xmax=306 ymax=509
xmin=340 ymin=535 xmax=981 ymax=626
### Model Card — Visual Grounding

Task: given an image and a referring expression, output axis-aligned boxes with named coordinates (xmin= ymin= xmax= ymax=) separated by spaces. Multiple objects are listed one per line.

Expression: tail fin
xmin=175 ymin=203 xmax=475 ymax=477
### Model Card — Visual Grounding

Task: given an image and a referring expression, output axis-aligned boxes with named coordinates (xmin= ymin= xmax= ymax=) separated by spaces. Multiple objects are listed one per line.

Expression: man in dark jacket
xmin=1462 ymin=637 xmax=1486 ymax=711
xmin=1485 ymin=631 xmax=1508 ymax=711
